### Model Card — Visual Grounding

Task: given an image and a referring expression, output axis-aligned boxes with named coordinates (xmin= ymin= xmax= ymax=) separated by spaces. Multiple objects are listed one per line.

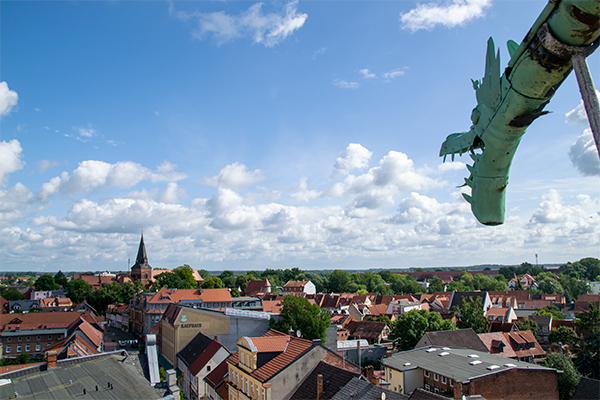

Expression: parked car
xmin=119 ymin=340 xmax=127 ymax=347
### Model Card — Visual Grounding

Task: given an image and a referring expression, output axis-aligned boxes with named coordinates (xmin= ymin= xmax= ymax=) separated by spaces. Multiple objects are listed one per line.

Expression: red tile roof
xmin=189 ymin=339 xmax=229 ymax=376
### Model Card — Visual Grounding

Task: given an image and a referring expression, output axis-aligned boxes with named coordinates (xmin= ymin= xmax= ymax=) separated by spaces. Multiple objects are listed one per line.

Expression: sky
xmin=1 ymin=0 xmax=599 ymax=273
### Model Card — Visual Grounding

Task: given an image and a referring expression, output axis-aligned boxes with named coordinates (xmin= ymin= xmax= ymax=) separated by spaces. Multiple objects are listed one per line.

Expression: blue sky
xmin=1 ymin=0 xmax=598 ymax=273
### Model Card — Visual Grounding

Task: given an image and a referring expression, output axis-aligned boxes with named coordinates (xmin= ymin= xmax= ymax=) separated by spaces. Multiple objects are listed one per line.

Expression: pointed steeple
xmin=132 ymin=232 xmax=151 ymax=270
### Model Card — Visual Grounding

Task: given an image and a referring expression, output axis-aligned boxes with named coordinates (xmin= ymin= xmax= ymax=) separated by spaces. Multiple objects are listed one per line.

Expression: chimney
xmin=317 ymin=374 xmax=323 ymax=398
xmin=46 ymin=351 xmax=58 ymax=369
xmin=365 ymin=366 xmax=378 ymax=385
xmin=213 ymin=336 xmax=218 ymax=342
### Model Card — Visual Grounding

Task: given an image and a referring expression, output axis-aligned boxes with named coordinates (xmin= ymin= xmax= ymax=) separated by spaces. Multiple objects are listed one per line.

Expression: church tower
xmin=131 ymin=233 xmax=152 ymax=287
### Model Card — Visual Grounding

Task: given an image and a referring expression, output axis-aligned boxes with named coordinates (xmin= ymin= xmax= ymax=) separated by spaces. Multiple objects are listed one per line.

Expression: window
xmin=442 ymin=376 xmax=447 ymax=384
xmin=434 ymin=388 xmax=440 ymax=394
xmin=18 ymin=336 xmax=22 ymax=341
xmin=17 ymin=345 xmax=22 ymax=352
xmin=6 ymin=345 xmax=10 ymax=353
xmin=57 ymin=335 xmax=62 ymax=339
xmin=450 ymin=380 xmax=453 ymax=387
xmin=26 ymin=336 xmax=30 ymax=341
xmin=48 ymin=335 xmax=52 ymax=340
xmin=36 ymin=343 xmax=41 ymax=351
xmin=434 ymin=373 xmax=439 ymax=381
xmin=48 ymin=342 xmax=52 ymax=347
xmin=206 ymin=365 xmax=211 ymax=372
xmin=7 ymin=338 xmax=11 ymax=342
xmin=425 ymin=384 xmax=430 ymax=391
xmin=424 ymin=370 xmax=430 ymax=377
xmin=26 ymin=344 xmax=30 ymax=352
xmin=37 ymin=336 xmax=41 ymax=340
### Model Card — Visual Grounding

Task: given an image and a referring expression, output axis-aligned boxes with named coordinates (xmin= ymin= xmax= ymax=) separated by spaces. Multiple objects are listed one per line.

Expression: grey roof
xmin=450 ymin=291 xmax=488 ymax=311
xmin=132 ymin=233 xmax=151 ymax=269
xmin=9 ymin=300 xmax=40 ymax=311
xmin=0 ymin=352 xmax=167 ymax=399
xmin=528 ymin=314 xmax=552 ymax=326
xmin=571 ymin=377 xmax=600 ymax=400
xmin=415 ymin=329 xmax=488 ymax=353
xmin=383 ymin=346 xmax=555 ymax=383
xmin=177 ymin=331 xmax=214 ymax=367
xmin=330 ymin=377 xmax=408 ymax=400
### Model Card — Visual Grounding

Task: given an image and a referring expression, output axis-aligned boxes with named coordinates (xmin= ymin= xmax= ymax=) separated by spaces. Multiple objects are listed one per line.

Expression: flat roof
xmin=383 ymin=346 xmax=554 ymax=382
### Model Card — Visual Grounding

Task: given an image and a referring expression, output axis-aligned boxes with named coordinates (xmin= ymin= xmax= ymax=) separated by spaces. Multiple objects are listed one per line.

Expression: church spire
xmin=136 ymin=233 xmax=148 ymax=265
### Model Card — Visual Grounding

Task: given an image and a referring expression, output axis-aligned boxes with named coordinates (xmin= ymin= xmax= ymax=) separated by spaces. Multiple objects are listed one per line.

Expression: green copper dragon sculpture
xmin=440 ymin=0 xmax=600 ymax=226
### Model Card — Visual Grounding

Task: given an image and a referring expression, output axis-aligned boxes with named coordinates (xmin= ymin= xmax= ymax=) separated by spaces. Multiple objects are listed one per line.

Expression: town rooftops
xmin=330 ymin=376 xmax=408 ymax=400
xmin=147 ymin=287 xmax=231 ymax=304
xmin=383 ymin=346 xmax=554 ymax=383
xmin=177 ymin=331 xmax=214 ymax=368
xmin=415 ymin=329 xmax=489 ymax=353
xmin=288 ymin=360 xmax=362 ymax=400
xmin=0 ymin=311 xmax=84 ymax=332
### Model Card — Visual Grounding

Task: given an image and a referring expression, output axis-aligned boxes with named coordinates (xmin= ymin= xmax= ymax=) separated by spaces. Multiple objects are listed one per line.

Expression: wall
xmin=462 ymin=368 xmax=558 ymax=400
xmin=269 ymin=346 xmax=327 ymax=400
xmin=340 ymin=344 xmax=387 ymax=365
xmin=403 ymin=368 xmax=424 ymax=395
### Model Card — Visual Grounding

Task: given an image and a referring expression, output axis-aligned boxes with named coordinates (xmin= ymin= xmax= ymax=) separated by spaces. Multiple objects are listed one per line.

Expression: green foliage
xmin=364 ymin=314 xmax=392 ymax=326
xmin=389 ymin=274 xmax=425 ymax=295
xmin=235 ymin=274 xmax=255 ymax=292
xmin=198 ymin=269 xmax=211 ymax=280
xmin=573 ymin=302 xmax=600 ymax=379
xmin=218 ymin=271 xmax=236 ymax=287
xmin=535 ymin=305 xmax=566 ymax=320
xmin=327 ymin=270 xmax=352 ymax=293
xmin=427 ymin=277 xmax=444 ymax=294
xmin=230 ymin=287 xmax=241 ymax=297
xmin=549 ymin=326 xmax=578 ymax=347
xmin=54 ymin=270 xmax=69 ymax=288
xmin=35 ymin=274 xmax=59 ymax=291
xmin=389 ymin=309 xmax=456 ymax=351
xmin=270 ymin=295 xmax=330 ymax=341
xmin=159 ymin=366 xmax=166 ymax=382
xmin=152 ymin=272 xmax=191 ymax=291
xmin=453 ymin=296 xmax=489 ymax=334
xmin=564 ymin=258 xmax=600 ymax=281
xmin=173 ymin=265 xmax=198 ymax=288
xmin=1 ymin=287 xmax=25 ymax=301
xmin=202 ymin=277 xmax=225 ymax=289
xmin=295 ymin=272 xmax=327 ymax=294
xmin=537 ymin=277 xmax=564 ymax=294
xmin=543 ymin=352 xmax=581 ymax=400
xmin=515 ymin=318 xmax=538 ymax=335
xmin=66 ymin=279 xmax=93 ymax=304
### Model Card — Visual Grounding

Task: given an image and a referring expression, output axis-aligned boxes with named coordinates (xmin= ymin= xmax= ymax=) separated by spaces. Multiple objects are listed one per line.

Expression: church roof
xmin=132 ymin=234 xmax=151 ymax=269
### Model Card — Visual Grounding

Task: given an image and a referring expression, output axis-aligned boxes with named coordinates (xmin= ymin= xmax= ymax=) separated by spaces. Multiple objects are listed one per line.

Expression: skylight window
xmin=487 ymin=365 xmax=500 ymax=370
xmin=468 ymin=354 xmax=479 ymax=358
xmin=503 ymin=363 xmax=516 ymax=368
xmin=404 ymin=362 xmax=411 ymax=366
xmin=441 ymin=347 xmax=451 ymax=351
xmin=439 ymin=352 xmax=450 ymax=356
xmin=469 ymin=360 xmax=482 ymax=365
xmin=426 ymin=348 xmax=438 ymax=353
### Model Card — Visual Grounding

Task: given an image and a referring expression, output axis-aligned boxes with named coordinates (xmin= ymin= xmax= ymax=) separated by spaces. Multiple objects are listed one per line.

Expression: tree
xmin=573 ymin=302 xmax=600 ymax=379
xmin=235 ymin=274 xmax=255 ymax=292
xmin=1 ymin=288 xmax=25 ymax=301
xmin=151 ymin=272 xmax=191 ymax=291
xmin=543 ymin=352 xmax=581 ymax=400
xmin=270 ymin=295 xmax=330 ymax=341
xmin=218 ymin=271 xmax=236 ymax=287
xmin=35 ymin=274 xmax=59 ymax=291
xmin=327 ymin=270 xmax=352 ymax=293
xmin=549 ymin=326 xmax=578 ymax=347
xmin=87 ymin=286 xmax=117 ymax=316
xmin=515 ymin=318 xmax=538 ymax=335
xmin=202 ymin=277 xmax=225 ymax=289
xmin=389 ymin=309 xmax=456 ymax=351
xmin=66 ymin=279 xmax=92 ymax=304
xmin=427 ymin=277 xmax=444 ymax=294
xmin=198 ymin=269 xmax=211 ymax=280
xmin=54 ymin=271 xmax=69 ymax=288
xmin=173 ymin=265 xmax=198 ymax=288
xmin=453 ymin=296 xmax=489 ymax=334
xmin=537 ymin=277 xmax=564 ymax=294
xmin=535 ymin=305 xmax=566 ymax=320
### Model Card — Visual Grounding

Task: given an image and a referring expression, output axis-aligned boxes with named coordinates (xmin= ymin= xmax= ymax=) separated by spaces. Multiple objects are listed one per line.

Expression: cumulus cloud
xmin=382 ymin=68 xmax=406 ymax=80
xmin=152 ymin=160 xmax=188 ymax=182
xmin=291 ymin=177 xmax=319 ymax=202
xmin=0 ymin=140 xmax=25 ymax=186
xmin=569 ymin=130 xmax=600 ymax=176
xmin=359 ymin=69 xmax=376 ymax=79
xmin=0 ymin=82 xmax=18 ymax=118
xmin=333 ymin=79 xmax=360 ymax=89
xmin=173 ymin=1 xmax=307 ymax=47
xmin=38 ymin=160 xmax=60 ymax=173
xmin=333 ymin=143 xmax=373 ymax=176
xmin=566 ymin=91 xmax=600 ymax=176
xmin=400 ymin=0 xmax=492 ymax=32
xmin=203 ymin=162 xmax=263 ymax=189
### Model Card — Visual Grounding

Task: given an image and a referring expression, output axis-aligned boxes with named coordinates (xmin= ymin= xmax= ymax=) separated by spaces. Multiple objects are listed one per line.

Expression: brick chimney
xmin=365 ymin=366 xmax=378 ymax=385
xmin=317 ymin=373 xmax=323 ymax=398
xmin=46 ymin=351 xmax=58 ymax=369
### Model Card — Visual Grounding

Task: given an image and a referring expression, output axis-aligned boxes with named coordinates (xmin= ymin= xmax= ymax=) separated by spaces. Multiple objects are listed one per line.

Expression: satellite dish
xmin=296 ymin=330 xmax=301 ymax=337
xmin=381 ymin=393 xmax=386 ymax=400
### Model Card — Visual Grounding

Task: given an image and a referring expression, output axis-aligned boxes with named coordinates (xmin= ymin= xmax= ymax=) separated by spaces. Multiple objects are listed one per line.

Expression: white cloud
xmin=152 ymin=160 xmax=188 ymax=182
xmin=333 ymin=79 xmax=360 ymax=89
xmin=333 ymin=143 xmax=373 ymax=176
xmin=203 ymin=162 xmax=263 ymax=189
xmin=382 ymin=68 xmax=405 ymax=80
xmin=176 ymin=1 xmax=307 ymax=47
xmin=400 ymin=0 xmax=492 ymax=32
xmin=359 ymin=69 xmax=376 ymax=79
xmin=313 ymin=47 xmax=326 ymax=59
xmin=0 ymin=82 xmax=18 ymax=118
xmin=569 ymin=130 xmax=600 ymax=176
xmin=566 ymin=90 xmax=599 ymax=126
xmin=0 ymin=140 xmax=25 ymax=186
xmin=38 ymin=160 xmax=60 ymax=173
xmin=0 ymin=183 xmax=33 ymax=216
xmin=291 ymin=177 xmax=319 ymax=202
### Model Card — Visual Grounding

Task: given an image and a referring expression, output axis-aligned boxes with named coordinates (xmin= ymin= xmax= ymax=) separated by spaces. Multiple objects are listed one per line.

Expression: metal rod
xmin=572 ymin=53 xmax=600 ymax=160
